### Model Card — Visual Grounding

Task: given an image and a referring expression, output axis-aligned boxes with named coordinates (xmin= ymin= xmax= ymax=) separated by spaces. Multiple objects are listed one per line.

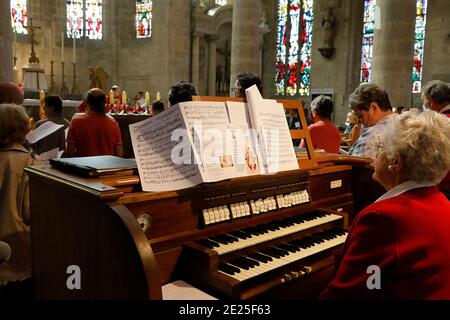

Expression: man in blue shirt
xmin=349 ymin=83 xmax=395 ymax=162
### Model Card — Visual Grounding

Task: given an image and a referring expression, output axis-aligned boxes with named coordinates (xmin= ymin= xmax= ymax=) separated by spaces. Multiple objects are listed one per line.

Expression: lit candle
xmin=145 ymin=92 xmax=150 ymax=106
xmin=157 ymin=92 xmax=161 ymax=101
xmin=72 ymin=36 xmax=76 ymax=63
xmin=39 ymin=90 xmax=46 ymax=120
xmin=122 ymin=91 xmax=127 ymax=105
xmin=61 ymin=32 xmax=64 ymax=62
xmin=110 ymin=90 xmax=115 ymax=106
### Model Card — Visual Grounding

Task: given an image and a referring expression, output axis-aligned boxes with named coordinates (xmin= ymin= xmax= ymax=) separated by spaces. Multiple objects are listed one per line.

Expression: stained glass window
xmin=85 ymin=0 xmax=103 ymax=39
xmin=136 ymin=0 xmax=152 ymax=39
xmin=360 ymin=0 xmax=376 ymax=83
xmin=67 ymin=0 xmax=83 ymax=38
xmin=412 ymin=0 xmax=427 ymax=93
xmin=275 ymin=0 xmax=314 ymax=96
xmin=11 ymin=0 xmax=28 ymax=34
xmin=66 ymin=0 xmax=102 ymax=39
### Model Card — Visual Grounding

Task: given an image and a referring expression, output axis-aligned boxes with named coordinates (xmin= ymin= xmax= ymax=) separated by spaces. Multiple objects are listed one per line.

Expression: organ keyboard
xmin=26 ymin=154 xmax=381 ymax=300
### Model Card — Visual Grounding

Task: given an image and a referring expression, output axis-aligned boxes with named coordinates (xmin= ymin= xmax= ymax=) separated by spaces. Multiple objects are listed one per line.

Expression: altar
xmin=23 ymin=99 xmax=82 ymax=122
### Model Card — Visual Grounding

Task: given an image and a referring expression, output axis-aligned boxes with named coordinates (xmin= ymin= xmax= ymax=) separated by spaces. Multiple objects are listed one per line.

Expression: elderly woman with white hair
xmin=0 ymin=104 xmax=37 ymax=240
xmin=321 ymin=110 xmax=450 ymax=299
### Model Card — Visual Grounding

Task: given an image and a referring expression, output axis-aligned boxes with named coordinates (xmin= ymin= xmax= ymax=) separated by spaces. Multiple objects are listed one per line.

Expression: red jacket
xmin=320 ymin=187 xmax=450 ymax=299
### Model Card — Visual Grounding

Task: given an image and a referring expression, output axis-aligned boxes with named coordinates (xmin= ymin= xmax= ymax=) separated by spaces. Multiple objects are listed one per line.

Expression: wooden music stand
xmin=192 ymin=96 xmax=318 ymax=170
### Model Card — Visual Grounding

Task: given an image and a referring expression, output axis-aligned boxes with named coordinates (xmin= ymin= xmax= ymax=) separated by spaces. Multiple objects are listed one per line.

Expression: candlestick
xmin=48 ymin=60 xmax=57 ymax=94
xmin=72 ymin=36 xmax=76 ymax=63
xmin=60 ymin=61 xmax=69 ymax=96
xmin=157 ymin=92 xmax=161 ymax=101
xmin=61 ymin=32 xmax=64 ymax=62
xmin=50 ymin=27 xmax=53 ymax=61
xmin=13 ymin=32 xmax=16 ymax=57
xmin=71 ymin=62 xmax=80 ymax=95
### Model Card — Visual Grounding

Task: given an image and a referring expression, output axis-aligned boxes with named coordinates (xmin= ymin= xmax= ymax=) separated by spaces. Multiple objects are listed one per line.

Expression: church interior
xmin=0 ymin=0 xmax=450 ymax=302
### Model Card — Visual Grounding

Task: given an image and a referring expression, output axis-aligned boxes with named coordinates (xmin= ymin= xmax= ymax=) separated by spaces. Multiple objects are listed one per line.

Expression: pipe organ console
xmin=26 ymin=155 xmax=380 ymax=300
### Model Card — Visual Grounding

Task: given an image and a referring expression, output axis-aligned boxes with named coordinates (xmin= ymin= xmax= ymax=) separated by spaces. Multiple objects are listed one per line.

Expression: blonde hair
xmin=383 ymin=109 xmax=450 ymax=184
xmin=0 ymin=104 xmax=30 ymax=147
xmin=347 ymin=111 xmax=357 ymax=124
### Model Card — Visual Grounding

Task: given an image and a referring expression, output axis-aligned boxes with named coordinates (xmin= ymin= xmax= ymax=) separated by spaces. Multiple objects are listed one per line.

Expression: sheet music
xmin=38 ymin=148 xmax=64 ymax=161
xmin=130 ymin=105 xmax=202 ymax=192
xmin=245 ymin=85 xmax=299 ymax=174
xmin=178 ymin=101 xmax=246 ymax=182
xmin=26 ymin=122 xmax=64 ymax=144
xmin=226 ymin=101 xmax=252 ymax=127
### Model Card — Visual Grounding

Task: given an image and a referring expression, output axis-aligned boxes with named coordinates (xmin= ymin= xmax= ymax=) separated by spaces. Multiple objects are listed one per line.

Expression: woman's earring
xmin=387 ymin=165 xmax=394 ymax=172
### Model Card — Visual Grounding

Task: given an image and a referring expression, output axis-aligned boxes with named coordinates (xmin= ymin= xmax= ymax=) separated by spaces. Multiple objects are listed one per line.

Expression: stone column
xmin=192 ymin=32 xmax=201 ymax=89
xmin=230 ymin=0 xmax=262 ymax=95
xmin=422 ymin=0 xmax=450 ymax=84
xmin=372 ymin=0 xmax=416 ymax=108
xmin=0 ymin=0 xmax=13 ymax=83
xmin=208 ymin=35 xmax=217 ymax=96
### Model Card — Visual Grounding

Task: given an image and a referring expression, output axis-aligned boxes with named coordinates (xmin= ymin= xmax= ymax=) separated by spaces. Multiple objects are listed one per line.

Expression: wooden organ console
xmin=25 ymin=154 xmax=382 ymax=300
xmin=25 ymin=97 xmax=383 ymax=299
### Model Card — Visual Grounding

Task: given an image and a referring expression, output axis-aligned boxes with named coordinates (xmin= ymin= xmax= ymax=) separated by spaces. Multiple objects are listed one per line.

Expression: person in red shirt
xmin=66 ymin=88 xmax=123 ymax=157
xmin=300 ymin=95 xmax=341 ymax=153
xmin=320 ymin=110 xmax=450 ymax=299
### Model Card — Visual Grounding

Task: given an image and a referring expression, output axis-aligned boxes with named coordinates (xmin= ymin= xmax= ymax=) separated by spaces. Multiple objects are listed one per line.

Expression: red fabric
xmin=79 ymin=100 xmax=113 ymax=113
xmin=320 ymin=187 xmax=450 ymax=299
xmin=67 ymin=111 xmax=122 ymax=157
xmin=300 ymin=120 xmax=341 ymax=153
xmin=78 ymin=100 xmax=87 ymax=112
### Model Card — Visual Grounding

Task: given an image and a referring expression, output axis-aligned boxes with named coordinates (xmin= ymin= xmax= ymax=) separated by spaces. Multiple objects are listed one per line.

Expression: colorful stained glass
xmin=360 ymin=0 xmax=376 ymax=83
xmin=11 ymin=0 xmax=28 ymax=34
xmin=275 ymin=0 xmax=288 ymax=95
xmin=412 ymin=0 xmax=427 ymax=93
xmin=85 ymin=0 xmax=103 ymax=39
xmin=67 ymin=0 xmax=84 ymax=38
xmin=275 ymin=0 xmax=314 ymax=96
xmin=67 ymin=0 xmax=102 ymax=39
xmin=136 ymin=0 xmax=152 ymax=39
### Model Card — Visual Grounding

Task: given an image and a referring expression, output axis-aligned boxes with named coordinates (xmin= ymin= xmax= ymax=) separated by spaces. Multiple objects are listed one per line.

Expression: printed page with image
xmin=245 ymin=85 xmax=299 ymax=174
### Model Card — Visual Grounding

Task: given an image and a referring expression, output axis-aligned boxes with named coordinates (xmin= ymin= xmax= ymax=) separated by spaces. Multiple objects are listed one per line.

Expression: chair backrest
xmin=192 ymin=96 xmax=318 ymax=170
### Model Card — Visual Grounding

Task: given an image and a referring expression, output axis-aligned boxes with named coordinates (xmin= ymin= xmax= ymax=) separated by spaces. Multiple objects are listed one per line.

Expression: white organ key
xmin=212 ymin=213 xmax=343 ymax=255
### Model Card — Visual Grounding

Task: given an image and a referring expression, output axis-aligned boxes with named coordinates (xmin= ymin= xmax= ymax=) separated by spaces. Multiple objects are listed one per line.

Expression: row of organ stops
xmin=107 ymin=90 xmax=162 ymax=114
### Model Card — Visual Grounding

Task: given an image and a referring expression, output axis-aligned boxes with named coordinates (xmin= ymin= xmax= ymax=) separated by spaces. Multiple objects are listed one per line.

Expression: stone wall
xmin=10 ymin=0 xmax=450 ymax=122
xmin=14 ymin=0 xmax=192 ymax=105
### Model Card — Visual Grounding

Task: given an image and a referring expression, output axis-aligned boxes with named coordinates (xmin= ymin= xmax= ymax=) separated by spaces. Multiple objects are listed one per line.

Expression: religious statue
xmin=322 ymin=8 xmax=336 ymax=48
xmin=318 ymin=8 xmax=337 ymax=59
xmin=88 ymin=66 xmax=108 ymax=91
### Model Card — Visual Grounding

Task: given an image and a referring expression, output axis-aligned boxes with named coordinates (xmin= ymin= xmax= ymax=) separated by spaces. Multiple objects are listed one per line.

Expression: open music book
xmin=130 ymin=87 xmax=298 ymax=192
